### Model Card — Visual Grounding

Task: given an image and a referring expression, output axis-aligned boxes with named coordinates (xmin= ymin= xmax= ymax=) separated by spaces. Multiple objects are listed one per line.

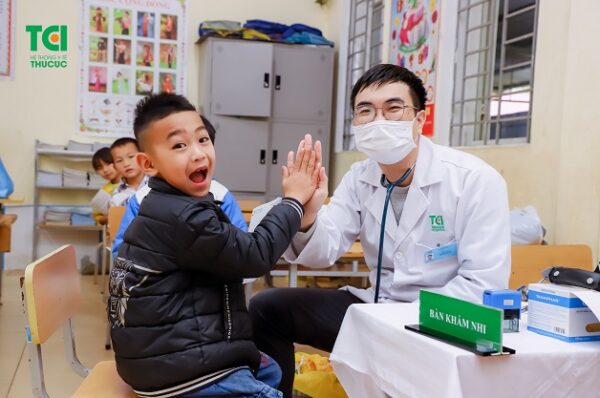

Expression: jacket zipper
xmin=223 ymin=284 xmax=232 ymax=341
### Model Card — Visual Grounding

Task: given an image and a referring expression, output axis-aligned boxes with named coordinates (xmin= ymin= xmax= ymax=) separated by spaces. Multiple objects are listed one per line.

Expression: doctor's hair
xmin=133 ymin=93 xmax=197 ymax=150
xmin=350 ymin=64 xmax=427 ymax=111
xmin=91 ymin=147 xmax=113 ymax=170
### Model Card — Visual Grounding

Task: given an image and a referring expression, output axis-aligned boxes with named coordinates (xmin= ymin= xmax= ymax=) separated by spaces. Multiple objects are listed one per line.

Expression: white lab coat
xmin=284 ymin=137 xmax=511 ymax=303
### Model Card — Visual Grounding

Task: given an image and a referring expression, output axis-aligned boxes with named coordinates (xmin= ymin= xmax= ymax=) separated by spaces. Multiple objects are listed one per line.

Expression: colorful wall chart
xmin=0 ymin=0 xmax=15 ymax=80
xmin=390 ymin=0 xmax=440 ymax=137
xmin=79 ymin=0 xmax=187 ymax=137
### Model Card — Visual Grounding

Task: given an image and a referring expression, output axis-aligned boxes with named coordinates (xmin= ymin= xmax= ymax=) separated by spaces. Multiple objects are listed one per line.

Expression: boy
xmin=109 ymin=137 xmax=148 ymax=207
xmin=108 ymin=93 xmax=322 ymax=397
xmin=90 ymin=147 xmax=120 ymax=225
xmin=111 ymin=114 xmax=248 ymax=257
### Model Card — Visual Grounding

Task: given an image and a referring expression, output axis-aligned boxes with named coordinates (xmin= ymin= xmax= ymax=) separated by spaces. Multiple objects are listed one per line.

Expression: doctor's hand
xmin=290 ymin=134 xmax=329 ymax=231
xmin=282 ymin=138 xmax=320 ymax=205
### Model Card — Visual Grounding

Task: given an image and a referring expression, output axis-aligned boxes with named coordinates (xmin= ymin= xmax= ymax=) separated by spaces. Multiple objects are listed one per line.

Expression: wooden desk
xmin=238 ymin=200 xmax=261 ymax=224
xmin=270 ymin=241 xmax=368 ymax=287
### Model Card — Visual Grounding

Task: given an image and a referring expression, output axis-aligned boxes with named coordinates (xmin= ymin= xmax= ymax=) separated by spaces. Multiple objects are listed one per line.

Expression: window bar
xmin=501 ymin=60 xmax=532 ymax=72
xmin=506 ymin=4 xmax=536 ymax=19
xmin=484 ymin=0 xmax=499 ymax=144
xmin=504 ymin=32 xmax=534 ymax=45
xmin=494 ymin=0 xmax=509 ymax=144
xmin=466 ymin=22 xmax=492 ymax=33
xmin=458 ymin=0 xmax=489 ymax=13
xmin=458 ymin=7 xmax=471 ymax=146
xmin=364 ymin=0 xmax=373 ymax=69
xmin=526 ymin=1 xmax=540 ymax=143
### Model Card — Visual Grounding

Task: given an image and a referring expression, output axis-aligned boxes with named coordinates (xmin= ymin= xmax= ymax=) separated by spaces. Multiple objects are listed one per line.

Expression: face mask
xmin=352 ymin=119 xmax=417 ymax=165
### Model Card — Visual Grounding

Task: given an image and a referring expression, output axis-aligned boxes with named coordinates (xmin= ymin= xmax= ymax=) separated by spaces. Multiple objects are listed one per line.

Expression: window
xmin=341 ymin=0 xmax=384 ymax=151
xmin=451 ymin=0 xmax=539 ymax=146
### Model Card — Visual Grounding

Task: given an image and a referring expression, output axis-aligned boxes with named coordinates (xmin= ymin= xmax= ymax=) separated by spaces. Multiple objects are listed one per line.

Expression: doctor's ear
xmin=136 ymin=152 xmax=158 ymax=176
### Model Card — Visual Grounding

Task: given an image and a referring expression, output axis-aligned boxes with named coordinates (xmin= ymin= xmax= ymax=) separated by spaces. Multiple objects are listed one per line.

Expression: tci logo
xmin=25 ymin=25 xmax=67 ymax=51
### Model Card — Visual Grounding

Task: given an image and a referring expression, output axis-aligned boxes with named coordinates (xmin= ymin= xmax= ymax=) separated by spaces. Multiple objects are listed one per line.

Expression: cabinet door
xmin=272 ymin=46 xmax=334 ymax=123
xmin=267 ymin=122 xmax=329 ymax=199
xmin=212 ymin=116 xmax=269 ymax=193
xmin=210 ymin=40 xmax=273 ymax=117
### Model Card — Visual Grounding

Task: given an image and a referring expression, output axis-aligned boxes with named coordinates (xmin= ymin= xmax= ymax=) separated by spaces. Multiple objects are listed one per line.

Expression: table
xmin=330 ymin=303 xmax=600 ymax=398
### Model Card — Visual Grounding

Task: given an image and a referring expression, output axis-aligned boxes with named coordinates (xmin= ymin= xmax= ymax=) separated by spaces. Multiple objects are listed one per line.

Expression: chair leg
xmin=105 ymin=320 xmax=112 ymax=350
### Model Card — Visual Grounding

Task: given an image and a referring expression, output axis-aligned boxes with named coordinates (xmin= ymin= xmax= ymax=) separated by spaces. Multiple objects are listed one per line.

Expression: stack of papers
xmin=88 ymin=172 xmax=106 ymax=189
xmin=37 ymin=170 xmax=62 ymax=187
xmin=43 ymin=207 xmax=71 ymax=225
xmin=63 ymin=168 xmax=89 ymax=188
xmin=72 ymin=207 xmax=95 ymax=226
xmin=36 ymin=141 xmax=66 ymax=151
xmin=67 ymin=140 xmax=93 ymax=152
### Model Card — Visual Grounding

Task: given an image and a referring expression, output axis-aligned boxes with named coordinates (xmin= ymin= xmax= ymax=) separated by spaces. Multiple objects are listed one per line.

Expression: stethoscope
xmin=374 ymin=164 xmax=416 ymax=303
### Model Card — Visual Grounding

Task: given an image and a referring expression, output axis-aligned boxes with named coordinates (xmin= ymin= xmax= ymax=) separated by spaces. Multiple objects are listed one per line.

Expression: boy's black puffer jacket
xmin=108 ymin=177 xmax=302 ymax=392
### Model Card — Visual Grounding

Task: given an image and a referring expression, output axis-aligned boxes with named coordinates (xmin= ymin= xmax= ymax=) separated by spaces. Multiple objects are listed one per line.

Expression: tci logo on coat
xmin=25 ymin=25 xmax=68 ymax=69
xmin=429 ymin=215 xmax=445 ymax=232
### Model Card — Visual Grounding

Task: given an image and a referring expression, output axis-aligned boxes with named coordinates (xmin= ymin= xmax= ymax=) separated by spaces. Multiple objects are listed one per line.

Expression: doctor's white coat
xmin=284 ymin=136 xmax=511 ymax=303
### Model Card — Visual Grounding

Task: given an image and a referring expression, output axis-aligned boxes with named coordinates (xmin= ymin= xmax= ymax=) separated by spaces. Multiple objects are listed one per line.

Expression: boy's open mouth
xmin=189 ymin=168 xmax=207 ymax=184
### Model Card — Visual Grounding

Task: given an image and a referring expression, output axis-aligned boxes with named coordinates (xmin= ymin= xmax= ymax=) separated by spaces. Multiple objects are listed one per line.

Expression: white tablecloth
xmin=330 ymin=303 xmax=600 ymax=398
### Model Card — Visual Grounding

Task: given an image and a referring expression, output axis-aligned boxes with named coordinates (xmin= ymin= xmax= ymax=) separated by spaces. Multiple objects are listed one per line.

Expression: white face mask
xmin=352 ymin=119 xmax=417 ymax=165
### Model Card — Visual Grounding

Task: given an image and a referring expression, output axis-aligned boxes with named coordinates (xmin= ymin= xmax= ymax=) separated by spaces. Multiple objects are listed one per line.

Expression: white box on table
xmin=528 ymin=283 xmax=600 ymax=342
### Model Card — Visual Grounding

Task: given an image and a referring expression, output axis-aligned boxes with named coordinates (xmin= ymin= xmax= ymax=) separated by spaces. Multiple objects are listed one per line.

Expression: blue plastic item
xmin=0 ymin=157 xmax=14 ymax=199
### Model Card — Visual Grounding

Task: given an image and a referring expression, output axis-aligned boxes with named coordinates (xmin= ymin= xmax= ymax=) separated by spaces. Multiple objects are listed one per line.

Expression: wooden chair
xmin=100 ymin=206 xmax=126 ymax=296
xmin=509 ymin=244 xmax=593 ymax=289
xmin=21 ymin=244 xmax=136 ymax=398
xmin=102 ymin=206 xmax=126 ymax=350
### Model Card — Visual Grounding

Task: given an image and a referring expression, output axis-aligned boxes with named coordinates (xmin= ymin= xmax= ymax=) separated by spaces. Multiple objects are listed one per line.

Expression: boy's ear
xmin=136 ymin=152 xmax=158 ymax=176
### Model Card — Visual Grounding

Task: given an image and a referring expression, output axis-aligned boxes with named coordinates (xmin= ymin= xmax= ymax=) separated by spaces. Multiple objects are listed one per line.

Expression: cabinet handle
xmin=260 ymin=149 xmax=266 ymax=164
xmin=275 ymin=75 xmax=281 ymax=90
xmin=272 ymin=150 xmax=278 ymax=164
xmin=263 ymin=73 xmax=270 ymax=88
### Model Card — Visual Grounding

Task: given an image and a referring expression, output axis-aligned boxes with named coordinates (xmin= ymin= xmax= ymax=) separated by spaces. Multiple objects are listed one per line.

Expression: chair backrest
xmin=509 ymin=244 xmax=593 ymax=289
xmin=107 ymin=206 xmax=126 ymax=241
xmin=23 ymin=245 xmax=80 ymax=344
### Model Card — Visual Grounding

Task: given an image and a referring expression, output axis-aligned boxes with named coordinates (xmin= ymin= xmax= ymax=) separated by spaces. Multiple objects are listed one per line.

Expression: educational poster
xmin=0 ymin=0 xmax=15 ymax=80
xmin=390 ymin=0 xmax=440 ymax=137
xmin=78 ymin=0 xmax=187 ymax=137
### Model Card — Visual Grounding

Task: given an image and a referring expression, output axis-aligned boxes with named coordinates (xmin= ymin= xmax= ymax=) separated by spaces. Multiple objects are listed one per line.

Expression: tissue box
xmin=528 ymin=283 xmax=600 ymax=342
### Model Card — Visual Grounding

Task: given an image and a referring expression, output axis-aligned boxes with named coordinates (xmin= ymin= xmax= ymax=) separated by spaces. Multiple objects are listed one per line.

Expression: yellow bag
xmin=293 ymin=352 xmax=347 ymax=398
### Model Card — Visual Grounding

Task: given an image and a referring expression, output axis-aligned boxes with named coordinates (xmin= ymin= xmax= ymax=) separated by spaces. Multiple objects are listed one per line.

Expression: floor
xmin=0 ymin=270 xmax=331 ymax=398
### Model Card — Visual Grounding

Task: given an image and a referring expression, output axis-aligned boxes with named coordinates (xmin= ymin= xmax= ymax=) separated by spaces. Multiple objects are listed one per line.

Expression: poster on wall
xmin=78 ymin=0 xmax=187 ymax=137
xmin=389 ymin=0 xmax=440 ymax=137
xmin=0 ymin=0 xmax=15 ymax=80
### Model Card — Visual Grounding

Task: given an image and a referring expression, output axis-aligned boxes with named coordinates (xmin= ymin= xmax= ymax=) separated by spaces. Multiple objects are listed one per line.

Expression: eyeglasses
xmin=352 ymin=101 xmax=419 ymax=125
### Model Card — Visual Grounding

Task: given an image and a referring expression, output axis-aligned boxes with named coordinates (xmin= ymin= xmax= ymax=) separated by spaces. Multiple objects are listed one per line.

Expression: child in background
xmin=109 ymin=137 xmax=148 ymax=207
xmin=91 ymin=147 xmax=120 ymax=225
xmin=109 ymin=93 xmax=321 ymax=397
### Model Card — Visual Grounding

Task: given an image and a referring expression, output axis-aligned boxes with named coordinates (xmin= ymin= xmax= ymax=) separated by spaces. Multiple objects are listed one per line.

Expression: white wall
xmin=0 ymin=0 xmax=341 ymax=268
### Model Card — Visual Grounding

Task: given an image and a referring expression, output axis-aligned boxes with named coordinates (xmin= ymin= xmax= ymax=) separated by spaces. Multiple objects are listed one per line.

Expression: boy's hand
xmin=282 ymin=135 xmax=319 ymax=204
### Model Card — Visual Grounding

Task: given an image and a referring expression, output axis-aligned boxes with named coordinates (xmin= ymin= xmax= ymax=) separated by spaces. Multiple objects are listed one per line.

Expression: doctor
xmin=249 ymin=64 xmax=511 ymax=398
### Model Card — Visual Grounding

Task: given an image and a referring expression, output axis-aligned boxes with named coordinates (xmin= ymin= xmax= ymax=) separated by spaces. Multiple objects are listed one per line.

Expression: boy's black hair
xmin=110 ymin=137 xmax=139 ymax=151
xmin=200 ymin=115 xmax=216 ymax=144
xmin=133 ymin=93 xmax=197 ymax=150
xmin=350 ymin=64 xmax=427 ymax=111
xmin=91 ymin=147 xmax=113 ymax=170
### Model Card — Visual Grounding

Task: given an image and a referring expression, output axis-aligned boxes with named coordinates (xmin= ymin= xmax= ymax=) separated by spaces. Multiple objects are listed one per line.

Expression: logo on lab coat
xmin=429 ymin=215 xmax=445 ymax=232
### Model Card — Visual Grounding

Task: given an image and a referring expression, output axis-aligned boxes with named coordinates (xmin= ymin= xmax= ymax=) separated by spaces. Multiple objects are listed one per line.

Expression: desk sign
xmin=405 ymin=290 xmax=516 ymax=356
